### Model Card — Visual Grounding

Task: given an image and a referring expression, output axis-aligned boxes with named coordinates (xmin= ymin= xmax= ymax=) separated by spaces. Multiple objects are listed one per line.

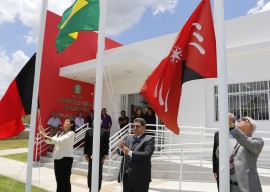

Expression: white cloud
xmin=106 ymin=0 xmax=179 ymax=35
xmin=0 ymin=1 xmax=20 ymax=24
xmin=0 ymin=1 xmax=40 ymax=45
xmin=24 ymin=31 xmax=38 ymax=45
xmin=0 ymin=0 xmax=179 ymax=98
xmin=0 ymin=49 xmax=29 ymax=99
xmin=0 ymin=0 xmax=180 ymax=42
xmin=0 ymin=0 xmax=73 ymax=45
xmin=48 ymin=0 xmax=74 ymax=14
xmin=248 ymin=0 xmax=270 ymax=14
xmin=143 ymin=0 xmax=178 ymax=15
xmin=106 ymin=0 xmax=146 ymax=36
xmin=261 ymin=1 xmax=270 ymax=11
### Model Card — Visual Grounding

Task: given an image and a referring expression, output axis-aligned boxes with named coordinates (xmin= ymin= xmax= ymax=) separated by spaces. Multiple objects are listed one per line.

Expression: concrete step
xmin=72 ymin=167 xmax=116 ymax=181
xmin=40 ymin=151 xmax=216 ymax=182
xmin=72 ymin=167 xmax=88 ymax=176
xmin=71 ymin=157 xmax=120 ymax=181
xmin=73 ymin=161 xmax=88 ymax=169
xmin=152 ymin=160 xmax=180 ymax=171
xmin=73 ymin=147 xmax=84 ymax=156
xmin=40 ymin=155 xmax=53 ymax=163
xmin=104 ymin=159 xmax=121 ymax=168
xmin=41 ymin=162 xmax=54 ymax=169
xmin=152 ymin=163 xmax=214 ymax=181
xmin=74 ymin=155 xmax=85 ymax=162
xmin=103 ymin=165 xmax=119 ymax=181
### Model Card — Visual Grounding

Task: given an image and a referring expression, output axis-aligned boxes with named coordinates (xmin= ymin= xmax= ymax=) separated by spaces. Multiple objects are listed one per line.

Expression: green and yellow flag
xmin=56 ymin=0 xmax=99 ymax=53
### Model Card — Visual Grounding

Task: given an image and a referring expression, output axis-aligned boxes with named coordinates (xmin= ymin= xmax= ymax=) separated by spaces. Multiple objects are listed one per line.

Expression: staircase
xmin=38 ymin=123 xmax=270 ymax=188
xmin=39 ymin=124 xmax=216 ymax=183
xmin=40 ymin=147 xmax=121 ymax=181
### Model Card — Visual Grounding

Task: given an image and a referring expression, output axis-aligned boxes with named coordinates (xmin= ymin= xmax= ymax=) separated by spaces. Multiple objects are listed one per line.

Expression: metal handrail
xmin=105 ymin=123 xmax=270 ymax=189
xmin=36 ymin=122 xmax=270 ymax=190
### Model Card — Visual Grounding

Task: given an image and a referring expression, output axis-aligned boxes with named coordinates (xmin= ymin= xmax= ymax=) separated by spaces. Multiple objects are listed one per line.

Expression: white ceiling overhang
xmin=59 ymin=48 xmax=158 ymax=84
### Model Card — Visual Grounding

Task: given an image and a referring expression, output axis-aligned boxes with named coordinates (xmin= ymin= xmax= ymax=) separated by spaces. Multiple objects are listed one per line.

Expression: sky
xmin=0 ymin=0 xmax=270 ymax=99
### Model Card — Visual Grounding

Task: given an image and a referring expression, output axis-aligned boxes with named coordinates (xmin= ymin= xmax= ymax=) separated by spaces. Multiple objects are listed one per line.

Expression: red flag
xmin=140 ymin=0 xmax=217 ymax=134
xmin=0 ymin=54 xmax=36 ymax=139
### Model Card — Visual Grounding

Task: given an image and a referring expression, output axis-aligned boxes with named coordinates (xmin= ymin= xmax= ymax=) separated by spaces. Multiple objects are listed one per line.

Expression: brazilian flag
xmin=56 ymin=0 xmax=99 ymax=53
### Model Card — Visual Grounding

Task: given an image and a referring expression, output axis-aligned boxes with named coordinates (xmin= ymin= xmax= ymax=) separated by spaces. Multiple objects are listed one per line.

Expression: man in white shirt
xmin=47 ymin=112 xmax=61 ymax=151
xmin=75 ymin=112 xmax=85 ymax=129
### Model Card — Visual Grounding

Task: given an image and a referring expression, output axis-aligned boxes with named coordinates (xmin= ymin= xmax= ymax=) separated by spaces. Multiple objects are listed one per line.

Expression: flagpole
xmin=214 ymin=0 xmax=230 ymax=191
xmin=25 ymin=0 xmax=48 ymax=191
xmin=91 ymin=0 xmax=107 ymax=191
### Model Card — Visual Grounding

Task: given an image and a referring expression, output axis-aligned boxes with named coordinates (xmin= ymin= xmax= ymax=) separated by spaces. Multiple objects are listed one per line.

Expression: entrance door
xmin=120 ymin=93 xmax=148 ymax=122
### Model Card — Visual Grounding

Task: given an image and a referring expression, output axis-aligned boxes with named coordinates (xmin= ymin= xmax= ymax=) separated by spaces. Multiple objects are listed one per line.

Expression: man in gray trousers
xmin=216 ymin=116 xmax=264 ymax=192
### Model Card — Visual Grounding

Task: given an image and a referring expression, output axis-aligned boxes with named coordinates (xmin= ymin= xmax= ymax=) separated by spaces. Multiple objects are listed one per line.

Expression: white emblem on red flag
xmin=140 ymin=0 xmax=217 ymax=135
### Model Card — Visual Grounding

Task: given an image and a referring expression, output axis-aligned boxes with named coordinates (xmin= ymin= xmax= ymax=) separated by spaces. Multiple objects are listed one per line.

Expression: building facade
xmin=60 ymin=11 xmax=270 ymax=133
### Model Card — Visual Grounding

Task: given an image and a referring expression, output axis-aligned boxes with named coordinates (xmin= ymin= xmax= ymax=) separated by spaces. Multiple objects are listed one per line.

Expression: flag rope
xmin=103 ymin=46 xmax=121 ymax=127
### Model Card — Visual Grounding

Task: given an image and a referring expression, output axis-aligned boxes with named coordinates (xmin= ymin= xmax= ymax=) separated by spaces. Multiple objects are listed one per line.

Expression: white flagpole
xmin=91 ymin=0 xmax=107 ymax=191
xmin=25 ymin=0 xmax=48 ymax=191
xmin=214 ymin=0 xmax=230 ymax=191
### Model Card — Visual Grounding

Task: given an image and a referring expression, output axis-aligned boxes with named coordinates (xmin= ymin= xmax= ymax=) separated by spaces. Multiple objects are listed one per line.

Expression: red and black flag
xmin=140 ymin=0 xmax=217 ymax=134
xmin=0 ymin=54 xmax=36 ymax=139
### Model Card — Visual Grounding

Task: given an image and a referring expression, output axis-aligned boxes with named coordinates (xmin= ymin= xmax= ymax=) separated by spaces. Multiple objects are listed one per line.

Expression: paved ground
xmin=0 ymin=148 xmax=270 ymax=192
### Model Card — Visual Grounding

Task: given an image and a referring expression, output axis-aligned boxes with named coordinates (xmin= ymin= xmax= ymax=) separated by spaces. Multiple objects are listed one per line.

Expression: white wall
xmin=205 ymin=48 xmax=270 ymax=132
xmin=101 ymin=11 xmax=270 ymax=133
xmin=178 ymin=80 xmax=207 ymax=127
xmin=225 ymin=11 xmax=270 ymax=47
xmin=227 ymin=49 xmax=270 ymax=83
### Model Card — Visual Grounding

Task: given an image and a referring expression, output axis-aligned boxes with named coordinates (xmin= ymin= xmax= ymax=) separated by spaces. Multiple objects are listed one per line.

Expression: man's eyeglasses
xmin=132 ymin=125 xmax=142 ymax=129
xmin=239 ymin=118 xmax=251 ymax=124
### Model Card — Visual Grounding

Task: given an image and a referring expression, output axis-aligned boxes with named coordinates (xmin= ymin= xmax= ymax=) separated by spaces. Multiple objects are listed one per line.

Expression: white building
xmin=60 ymin=10 xmax=270 ymax=133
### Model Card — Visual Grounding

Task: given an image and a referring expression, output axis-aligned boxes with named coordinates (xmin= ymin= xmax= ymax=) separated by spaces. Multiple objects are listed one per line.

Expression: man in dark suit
xmin=84 ymin=128 xmax=109 ymax=192
xmin=118 ymin=118 xmax=155 ymax=192
xmin=86 ymin=110 xmax=94 ymax=128
xmin=212 ymin=113 xmax=235 ymax=191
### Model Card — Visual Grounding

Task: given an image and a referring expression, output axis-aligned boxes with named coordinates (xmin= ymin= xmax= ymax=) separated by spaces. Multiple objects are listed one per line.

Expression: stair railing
xmin=107 ymin=123 xmax=131 ymax=176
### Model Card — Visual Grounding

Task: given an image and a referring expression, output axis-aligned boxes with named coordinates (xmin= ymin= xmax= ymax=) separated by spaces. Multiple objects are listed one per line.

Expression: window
xmin=214 ymin=81 xmax=269 ymax=121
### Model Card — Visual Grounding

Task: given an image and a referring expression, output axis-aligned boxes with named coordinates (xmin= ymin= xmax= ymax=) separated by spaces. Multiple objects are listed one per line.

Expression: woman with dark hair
xmin=132 ymin=107 xmax=145 ymax=122
xmin=39 ymin=119 xmax=75 ymax=192
xmin=144 ymin=107 xmax=156 ymax=135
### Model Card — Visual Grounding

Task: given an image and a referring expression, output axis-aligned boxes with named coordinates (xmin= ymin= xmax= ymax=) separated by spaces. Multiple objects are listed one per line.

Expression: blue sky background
xmin=0 ymin=0 xmax=270 ymax=98
xmin=111 ymin=0 xmax=265 ymax=45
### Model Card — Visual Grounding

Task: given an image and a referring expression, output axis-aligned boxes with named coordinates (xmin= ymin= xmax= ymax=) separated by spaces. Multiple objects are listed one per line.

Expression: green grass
xmin=22 ymin=115 xmax=31 ymax=124
xmin=2 ymin=152 xmax=28 ymax=162
xmin=0 ymin=175 xmax=48 ymax=192
xmin=0 ymin=139 xmax=47 ymax=192
xmin=0 ymin=139 xmax=28 ymax=150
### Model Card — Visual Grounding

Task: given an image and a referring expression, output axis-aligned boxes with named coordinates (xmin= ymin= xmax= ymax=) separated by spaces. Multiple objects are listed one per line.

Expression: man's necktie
xmin=132 ymin=137 xmax=139 ymax=146
xmin=229 ymin=143 xmax=239 ymax=175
